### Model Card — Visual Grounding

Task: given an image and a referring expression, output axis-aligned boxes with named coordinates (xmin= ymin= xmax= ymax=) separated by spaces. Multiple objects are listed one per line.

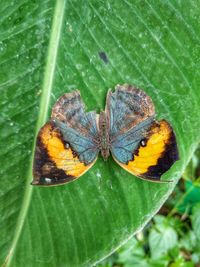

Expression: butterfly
xmin=31 ymin=84 xmax=179 ymax=186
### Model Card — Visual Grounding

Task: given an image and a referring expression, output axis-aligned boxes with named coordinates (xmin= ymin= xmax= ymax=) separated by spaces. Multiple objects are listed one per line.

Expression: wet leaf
xmin=1 ymin=1 xmax=200 ymax=266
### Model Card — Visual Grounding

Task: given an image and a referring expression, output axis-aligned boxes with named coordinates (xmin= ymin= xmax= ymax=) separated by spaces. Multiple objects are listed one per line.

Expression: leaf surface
xmin=1 ymin=1 xmax=200 ymax=266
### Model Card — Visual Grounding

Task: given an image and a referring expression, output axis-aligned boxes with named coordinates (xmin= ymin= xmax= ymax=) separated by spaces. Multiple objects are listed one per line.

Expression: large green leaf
xmin=1 ymin=1 xmax=200 ymax=266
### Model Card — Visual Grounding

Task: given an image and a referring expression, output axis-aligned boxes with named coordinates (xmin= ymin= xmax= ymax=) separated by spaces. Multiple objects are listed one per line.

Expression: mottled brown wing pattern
xmin=106 ymin=84 xmax=155 ymax=136
xmin=51 ymin=90 xmax=98 ymax=138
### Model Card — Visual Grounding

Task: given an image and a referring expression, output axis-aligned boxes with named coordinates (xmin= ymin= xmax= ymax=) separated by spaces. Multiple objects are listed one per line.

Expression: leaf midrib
xmin=3 ymin=1 xmax=66 ymax=266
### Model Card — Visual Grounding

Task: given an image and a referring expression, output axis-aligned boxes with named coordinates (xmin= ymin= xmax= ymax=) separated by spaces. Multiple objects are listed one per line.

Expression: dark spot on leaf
xmin=99 ymin=51 xmax=109 ymax=64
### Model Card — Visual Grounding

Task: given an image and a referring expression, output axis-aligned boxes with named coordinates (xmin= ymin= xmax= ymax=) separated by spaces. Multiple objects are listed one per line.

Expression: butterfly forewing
xmin=112 ymin=120 xmax=179 ymax=181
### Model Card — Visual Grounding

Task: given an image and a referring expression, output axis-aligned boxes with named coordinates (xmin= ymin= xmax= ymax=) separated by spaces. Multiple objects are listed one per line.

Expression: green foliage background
xmin=99 ymin=149 xmax=200 ymax=266
xmin=0 ymin=1 xmax=200 ymax=266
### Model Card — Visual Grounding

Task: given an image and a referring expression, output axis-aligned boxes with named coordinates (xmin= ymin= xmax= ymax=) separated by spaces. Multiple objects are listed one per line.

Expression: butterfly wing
xmin=32 ymin=91 xmax=99 ymax=186
xmin=106 ymin=84 xmax=155 ymax=136
xmin=51 ymin=90 xmax=98 ymax=137
xmin=107 ymin=85 xmax=179 ymax=181
xmin=112 ymin=120 xmax=179 ymax=181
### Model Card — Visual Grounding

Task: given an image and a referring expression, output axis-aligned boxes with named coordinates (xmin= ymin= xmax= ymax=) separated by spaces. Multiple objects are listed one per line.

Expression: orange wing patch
xmin=32 ymin=121 xmax=96 ymax=186
xmin=114 ymin=120 xmax=178 ymax=181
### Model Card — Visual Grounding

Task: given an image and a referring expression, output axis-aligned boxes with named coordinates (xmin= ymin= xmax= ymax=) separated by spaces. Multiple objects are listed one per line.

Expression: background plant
xmin=99 ymin=147 xmax=200 ymax=267
xmin=1 ymin=1 xmax=200 ymax=266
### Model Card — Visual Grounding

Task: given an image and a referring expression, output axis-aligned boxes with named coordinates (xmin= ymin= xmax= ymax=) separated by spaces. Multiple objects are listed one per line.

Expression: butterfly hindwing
xmin=106 ymin=84 xmax=155 ymax=136
xmin=51 ymin=90 xmax=98 ymax=137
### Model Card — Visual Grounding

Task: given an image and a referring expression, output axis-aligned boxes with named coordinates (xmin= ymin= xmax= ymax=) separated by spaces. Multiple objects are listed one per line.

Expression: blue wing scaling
xmin=107 ymin=84 xmax=179 ymax=181
xmin=110 ymin=118 xmax=154 ymax=163
xmin=106 ymin=84 xmax=155 ymax=163
xmin=51 ymin=90 xmax=99 ymax=165
xmin=106 ymin=84 xmax=155 ymax=137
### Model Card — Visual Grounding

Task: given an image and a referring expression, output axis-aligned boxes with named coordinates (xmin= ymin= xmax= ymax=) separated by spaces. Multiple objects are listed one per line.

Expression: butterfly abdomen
xmin=99 ymin=111 xmax=110 ymax=160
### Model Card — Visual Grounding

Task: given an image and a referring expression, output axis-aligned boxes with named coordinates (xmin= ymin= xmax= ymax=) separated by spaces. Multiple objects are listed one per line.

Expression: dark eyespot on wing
xmin=32 ymin=121 xmax=75 ymax=186
xmin=32 ymin=121 xmax=97 ymax=186
xmin=140 ymin=139 xmax=147 ymax=147
xmin=112 ymin=120 xmax=179 ymax=182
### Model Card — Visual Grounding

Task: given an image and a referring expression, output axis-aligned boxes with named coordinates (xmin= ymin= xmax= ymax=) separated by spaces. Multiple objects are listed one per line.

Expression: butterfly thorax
xmin=99 ymin=111 xmax=110 ymax=160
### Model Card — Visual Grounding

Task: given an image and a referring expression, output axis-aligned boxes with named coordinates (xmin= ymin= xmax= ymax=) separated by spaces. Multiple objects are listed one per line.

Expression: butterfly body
xmin=98 ymin=111 xmax=110 ymax=160
xmin=32 ymin=84 xmax=179 ymax=186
